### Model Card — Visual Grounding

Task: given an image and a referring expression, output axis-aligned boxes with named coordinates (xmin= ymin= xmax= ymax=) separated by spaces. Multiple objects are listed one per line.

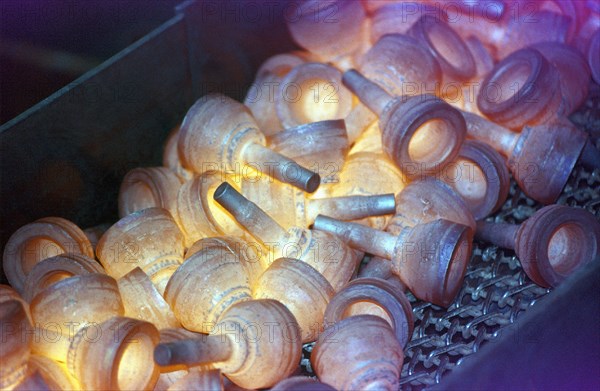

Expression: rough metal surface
xmin=297 ymin=82 xmax=600 ymax=389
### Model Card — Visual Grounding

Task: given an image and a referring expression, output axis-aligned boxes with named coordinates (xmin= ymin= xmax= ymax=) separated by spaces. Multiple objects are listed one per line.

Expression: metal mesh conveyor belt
xmin=297 ymin=83 xmax=600 ymax=389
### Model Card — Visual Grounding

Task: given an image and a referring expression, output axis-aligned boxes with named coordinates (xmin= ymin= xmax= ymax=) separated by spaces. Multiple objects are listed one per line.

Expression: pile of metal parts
xmin=299 ymin=86 xmax=600 ymax=389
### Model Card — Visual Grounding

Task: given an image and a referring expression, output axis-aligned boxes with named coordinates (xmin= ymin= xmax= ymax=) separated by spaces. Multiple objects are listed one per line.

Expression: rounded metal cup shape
xmin=286 ymin=0 xmax=366 ymax=59
xmin=312 ymin=315 xmax=404 ymax=391
xmin=29 ymin=273 xmax=124 ymax=363
xmin=164 ymin=244 xmax=252 ymax=332
xmin=254 ymin=258 xmax=335 ymax=343
xmin=117 ymin=267 xmax=180 ymax=330
xmin=323 ymin=277 xmax=414 ymax=347
xmin=118 ymin=167 xmax=182 ymax=218
xmin=22 ymin=253 xmax=105 ymax=302
xmin=477 ymin=48 xmax=563 ymax=129
xmin=154 ymin=299 xmax=302 ymax=390
xmin=67 ymin=316 xmax=160 ymax=391
xmin=96 ymin=207 xmax=185 ymax=295
xmin=3 ymin=217 xmax=94 ymax=294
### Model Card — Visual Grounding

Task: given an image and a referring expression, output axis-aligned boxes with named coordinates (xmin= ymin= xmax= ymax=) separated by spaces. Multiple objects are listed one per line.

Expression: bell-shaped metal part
xmin=96 ymin=208 xmax=185 ymax=295
xmin=312 ymin=315 xmax=404 ymax=391
xmin=476 ymin=204 xmax=600 ymax=287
